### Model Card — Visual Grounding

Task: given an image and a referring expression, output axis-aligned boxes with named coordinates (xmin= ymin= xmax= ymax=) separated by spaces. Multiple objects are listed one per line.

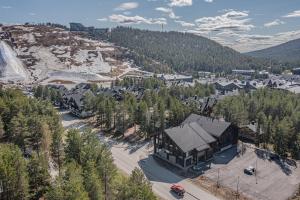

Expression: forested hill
xmin=246 ymin=38 xmax=300 ymax=64
xmin=103 ymin=27 xmax=275 ymax=73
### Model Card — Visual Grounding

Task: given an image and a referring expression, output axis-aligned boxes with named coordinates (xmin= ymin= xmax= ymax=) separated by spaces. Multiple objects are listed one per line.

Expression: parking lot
xmin=202 ymin=146 xmax=300 ymax=200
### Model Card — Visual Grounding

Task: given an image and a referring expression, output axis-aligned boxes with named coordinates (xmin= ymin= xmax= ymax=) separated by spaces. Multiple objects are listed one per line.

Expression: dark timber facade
xmin=154 ymin=114 xmax=238 ymax=169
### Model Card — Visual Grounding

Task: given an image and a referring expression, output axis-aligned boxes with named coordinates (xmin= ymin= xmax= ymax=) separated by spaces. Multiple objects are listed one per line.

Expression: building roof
xmin=159 ymin=74 xmax=193 ymax=81
xmin=165 ymin=122 xmax=215 ymax=153
xmin=240 ymin=123 xmax=263 ymax=135
xmin=183 ymin=114 xmax=231 ymax=138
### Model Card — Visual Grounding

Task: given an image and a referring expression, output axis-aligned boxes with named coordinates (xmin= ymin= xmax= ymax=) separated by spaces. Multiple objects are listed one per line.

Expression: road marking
xmin=185 ymin=192 xmax=201 ymax=200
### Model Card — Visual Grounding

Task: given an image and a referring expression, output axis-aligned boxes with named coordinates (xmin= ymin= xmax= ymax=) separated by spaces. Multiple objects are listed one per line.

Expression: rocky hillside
xmin=0 ymin=24 xmax=137 ymax=85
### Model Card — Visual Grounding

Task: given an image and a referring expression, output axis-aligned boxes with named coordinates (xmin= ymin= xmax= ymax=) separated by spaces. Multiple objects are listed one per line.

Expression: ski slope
xmin=0 ymin=41 xmax=29 ymax=82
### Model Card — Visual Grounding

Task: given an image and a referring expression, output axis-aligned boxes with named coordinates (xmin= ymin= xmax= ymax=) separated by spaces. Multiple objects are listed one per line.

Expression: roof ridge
xmin=188 ymin=122 xmax=215 ymax=144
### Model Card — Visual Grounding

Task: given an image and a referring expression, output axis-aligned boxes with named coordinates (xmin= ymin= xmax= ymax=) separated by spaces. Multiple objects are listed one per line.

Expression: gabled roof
xmin=188 ymin=122 xmax=216 ymax=144
xmin=165 ymin=122 xmax=213 ymax=153
xmin=183 ymin=114 xmax=231 ymax=138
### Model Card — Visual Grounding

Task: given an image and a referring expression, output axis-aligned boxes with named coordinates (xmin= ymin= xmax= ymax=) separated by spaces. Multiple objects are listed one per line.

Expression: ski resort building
xmin=154 ymin=114 xmax=238 ymax=169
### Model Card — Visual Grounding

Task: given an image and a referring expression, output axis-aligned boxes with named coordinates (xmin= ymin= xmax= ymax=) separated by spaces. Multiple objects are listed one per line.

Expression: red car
xmin=170 ymin=184 xmax=185 ymax=196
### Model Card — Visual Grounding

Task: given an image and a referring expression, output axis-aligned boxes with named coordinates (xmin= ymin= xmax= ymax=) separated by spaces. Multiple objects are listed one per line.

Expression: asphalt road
xmin=100 ymin=135 xmax=219 ymax=200
xmin=61 ymin=111 xmax=219 ymax=200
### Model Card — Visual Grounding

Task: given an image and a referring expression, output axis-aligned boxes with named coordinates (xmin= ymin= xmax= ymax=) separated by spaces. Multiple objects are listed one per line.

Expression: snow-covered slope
xmin=1 ymin=25 xmax=137 ymax=85
xmin=0 ymin=41 xmax=29 ymax=82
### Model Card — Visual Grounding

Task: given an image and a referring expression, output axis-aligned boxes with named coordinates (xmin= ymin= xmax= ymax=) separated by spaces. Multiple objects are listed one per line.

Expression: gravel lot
xmin=203 ymin=146 xmax=300 ymax=200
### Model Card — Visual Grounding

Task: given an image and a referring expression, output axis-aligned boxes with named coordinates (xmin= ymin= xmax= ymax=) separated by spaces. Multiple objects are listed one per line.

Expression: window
xmin=186 ymin=158 xmax=192 ymax=167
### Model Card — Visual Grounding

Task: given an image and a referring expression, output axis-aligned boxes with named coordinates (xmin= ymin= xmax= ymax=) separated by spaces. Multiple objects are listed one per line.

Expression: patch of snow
xmin=22 ymin=33 xmax=36 ymax=44
xmin=44 ymin=71 xmax=112 ymax=84
xmin=0 ymin=41 xmax=30 ymax=82
xmin=69 ymin=49 xmax=111 ymax=74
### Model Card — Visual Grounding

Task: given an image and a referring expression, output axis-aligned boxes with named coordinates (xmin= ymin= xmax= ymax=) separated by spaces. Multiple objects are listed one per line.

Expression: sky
xmin=1 ymin=0 xmax=300 ymax=52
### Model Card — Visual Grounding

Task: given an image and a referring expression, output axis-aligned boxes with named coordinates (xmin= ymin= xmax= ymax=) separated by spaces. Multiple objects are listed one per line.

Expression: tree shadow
xmin=125 ymin=140 xmax=148 ymax=154
xmin=254 ymin=149 xmax=294 ymax=176
xmin=169 ymin=191 xmax=184 ymax=199
xmin=138 ymin=155 xmax=185 ymax=184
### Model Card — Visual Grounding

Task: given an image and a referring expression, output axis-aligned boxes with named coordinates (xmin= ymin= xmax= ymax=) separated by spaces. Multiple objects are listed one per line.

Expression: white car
xmin=244 ymin=166 xmax=255 ymax=175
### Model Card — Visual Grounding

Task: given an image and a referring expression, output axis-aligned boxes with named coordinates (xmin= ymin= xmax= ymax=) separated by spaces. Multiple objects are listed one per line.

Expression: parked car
xmin=170 ymin=184 xmax=185 ymax=197
xmin=192 ymin=161 xmax=210 ymax=172
xmin=244 ymin=166 xmax=255 ymax=175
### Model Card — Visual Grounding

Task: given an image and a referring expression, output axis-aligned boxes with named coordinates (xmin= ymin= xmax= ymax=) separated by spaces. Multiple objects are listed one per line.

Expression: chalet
xmin=68 ymin=89 xmax=95 ymax=118
xmin=198 ymin=71 xmax=211 ymax=78
xmin=159 ymin=74 xmax=193 ymax=84
xmin=239 ymin=122 xmax=263 ymax=144
xmin=241 ymin=81 xmax=258 ymax=92
xmin=154 ymin=114 xmax=238 ymax=169
xmin=232 ymin=69 xmax=255 ymax=76
xmin=214 ymin=81 xmax=242 ymax=94
xmin=200 ymin=97 xmax=217 ymax=116
xmin=264 ymin=78 xmax=285 ymax=88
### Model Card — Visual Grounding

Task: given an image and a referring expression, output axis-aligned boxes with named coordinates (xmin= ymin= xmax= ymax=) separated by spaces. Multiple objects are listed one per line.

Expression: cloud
xmin=109 ymin=14 xmax=167 ymax=25
xmin=115 ymin=2 xmax=139 ymax=11
xmin=97 ymin=18 xmax=108 ymax=22
xmin=175 ymin=20 xmax=195 ymax=27
xmin=264 ymin=19 xmax=285 ymax=27
xmin=204 ymin=0 xmax=213 ymax=3
xmin=2 ymin=6 xmax=12 ymax=9
xmin=29 ymin=12 xmax=36 ymax=16
xmin=155 ymin=7 xmax=180 ymax=19
xmin=123 ymin=11 xmax=132 ymax=15
xmin=215 ymin=30 xmax=300 ymax=52
xmin=169 ymin=0 xmax=192 ymax=7
xmin=194 ymin=10 xmax=254 ymax=32
xmin=283 ymin=10 xmax=300 ymax=18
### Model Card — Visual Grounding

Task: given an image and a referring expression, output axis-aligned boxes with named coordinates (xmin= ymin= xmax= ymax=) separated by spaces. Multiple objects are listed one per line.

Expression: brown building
xmin=154 ymin=114 xmax=238 ymax=169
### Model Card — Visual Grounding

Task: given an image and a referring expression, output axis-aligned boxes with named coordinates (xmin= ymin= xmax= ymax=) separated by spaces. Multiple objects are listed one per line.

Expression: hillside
xmin=0 ymin=41 xmax=30 ymax=82
xmin=0 ymin=24 xmax=138 ymax=84
xmin=99 ymin=27 xmax=278 ymax=73
xmin=246 ymin=38 xmax=300 ymax=64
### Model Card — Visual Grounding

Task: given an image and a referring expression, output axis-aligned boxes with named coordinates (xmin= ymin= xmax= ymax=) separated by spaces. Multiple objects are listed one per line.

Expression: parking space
xmin=202 ymin=146 xmax=300 ymax=200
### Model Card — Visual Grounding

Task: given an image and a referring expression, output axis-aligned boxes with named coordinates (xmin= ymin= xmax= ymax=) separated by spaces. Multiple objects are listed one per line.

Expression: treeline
xmin=82 ymin=79 xmax=214 ymax=136
xmin=24 ymin=22 xmax=69 ymax=30
xmin=0 ymin=89 xmax=156 ymax=200
xmin=35 ymin=78 xmax=215 ymax=137
xmin=118 ymin=77 xmax=215 ymax=97
xmin=213 ymin=89 xmax=300 ymax=159
xmin=99 ymin=27 xmax=284 ymax=73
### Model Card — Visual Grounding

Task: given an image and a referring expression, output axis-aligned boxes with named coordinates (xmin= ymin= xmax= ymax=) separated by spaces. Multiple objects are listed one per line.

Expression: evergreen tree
xmin=65 ymin=129 xmax=82 ymax=164
xmin=45 ymin=177 xmax=64 ymax=200
xmin=9 ymin=112 xmax=29 ymax=153
xmin=0 ymin=144 xmax=29 ymax=200
xmin=83 ymin=161 xmax=104 ymax=200
xmin=127 ymin=168 xmax=156 ymax=200
xmin=63 ymin=162 xmax=89 ymax=200
xmin=28 ymin=153 xmax=51 ymax=200
xmin=51 ymin=125 xmax=64 ymax=175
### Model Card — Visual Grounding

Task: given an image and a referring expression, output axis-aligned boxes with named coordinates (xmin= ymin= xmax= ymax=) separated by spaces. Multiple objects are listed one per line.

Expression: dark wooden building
xmin=154 ymin=114 xmax=238 ymax=169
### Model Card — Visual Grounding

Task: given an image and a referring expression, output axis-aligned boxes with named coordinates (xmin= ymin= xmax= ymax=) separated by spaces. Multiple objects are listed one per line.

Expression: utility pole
xmin=255 ymin=159 xmax=258 ymax=184
xmin=217 ymin=168 xmax=220 ymax=188
xmin=236 ymin=176 xmax=240 ymax=200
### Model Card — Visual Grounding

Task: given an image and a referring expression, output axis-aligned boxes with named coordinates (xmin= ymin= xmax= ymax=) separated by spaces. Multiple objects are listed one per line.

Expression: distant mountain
xmin=97 ymin=27 xmax=279 ymax=73
xmin=246 ymin=38 xmax=300 ymax=64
